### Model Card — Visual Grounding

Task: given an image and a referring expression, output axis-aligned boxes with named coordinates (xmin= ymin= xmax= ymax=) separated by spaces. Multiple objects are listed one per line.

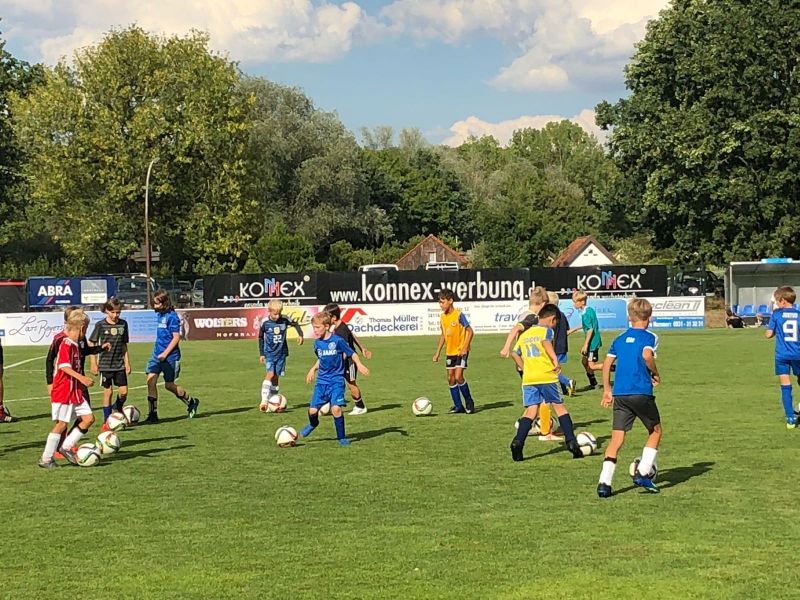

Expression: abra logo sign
xmin=575 ymin=269 xmax=647 ymax=293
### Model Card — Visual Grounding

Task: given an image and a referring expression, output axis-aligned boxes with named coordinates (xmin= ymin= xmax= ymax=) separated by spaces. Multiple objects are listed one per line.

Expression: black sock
xmin=588 ymin=373 xmax=598 ymax=386
xmin=148 ymin=396 xmax=158 ymax=414
xmin=354 ymin=397 xmax=365 ymax=409
xmin=177 ymin=391 xmax=189 ymax=406
xmin=309 ymin=413 xmax=320 ymax=428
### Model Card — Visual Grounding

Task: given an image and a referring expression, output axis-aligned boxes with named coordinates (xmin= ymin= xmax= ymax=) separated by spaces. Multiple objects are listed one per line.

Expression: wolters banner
xmin=530 ymin=265 xmax=667 ymax=298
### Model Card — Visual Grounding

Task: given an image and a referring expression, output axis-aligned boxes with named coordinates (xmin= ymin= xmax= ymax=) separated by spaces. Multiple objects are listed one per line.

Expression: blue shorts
xmin=264 ymin=354 xmax=287 ymax=376
xmin=522 ymin=383 xmax=562 ymax=407
xmin=310 ymin=380 xmax=347 ymax=409
xmin=146 ymin=357 xmax=181 ymax=383
xmin=775 ymin=359 xmax=800 ymax=376
xmin=556 ymin=353 xmax=568 ymax=364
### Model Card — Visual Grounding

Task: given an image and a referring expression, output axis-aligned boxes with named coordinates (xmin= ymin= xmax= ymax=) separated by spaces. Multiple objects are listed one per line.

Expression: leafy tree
xmin=597 ymin=0 xmax=800 ymax=262
xmin=250 ymin=223 xmax=322 ymax=271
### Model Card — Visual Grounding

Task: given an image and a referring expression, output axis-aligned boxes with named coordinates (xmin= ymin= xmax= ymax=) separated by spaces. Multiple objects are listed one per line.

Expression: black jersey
xmin=89 ymin=318 xmax=129 ymax=371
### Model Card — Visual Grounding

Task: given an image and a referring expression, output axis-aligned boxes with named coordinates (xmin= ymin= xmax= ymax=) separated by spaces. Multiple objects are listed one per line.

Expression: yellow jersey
xmin=441 ymin=308 xmax=470 ymax=356
xmin=513 ymin=325 xmax=558 ymax=385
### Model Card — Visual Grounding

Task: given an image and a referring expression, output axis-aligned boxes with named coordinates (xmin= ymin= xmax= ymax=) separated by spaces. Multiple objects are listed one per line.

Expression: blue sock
xmin=781 ymin=385 xmax=794 ymax=420
xmin=515 ymin=417 xmax=533 ymax=444
xmin=557 ymin=413 xmax=576 ymax=443
xmin=103 ymin=406 xmax=112 ymax=422
xmin=334 ymin=415 xmax=346 ymax=440
xmin=459 ymin=382 xmax=474 ymax=407
xmin=301 ymin=413 xmax=320 ymax=438
xmin=449 ymin=386 xmax=463 ymax=410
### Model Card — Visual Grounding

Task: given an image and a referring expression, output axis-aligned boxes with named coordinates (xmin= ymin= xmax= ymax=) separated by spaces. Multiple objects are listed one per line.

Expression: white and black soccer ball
xmin=412 ymin=397 xmax=433 ymax=416
xmin=575 ymin=431 xmax=597 ymax=456
xmin=122 ymin=404 xmax=140 ymax=425
xmin=76 ymin=443 xmax=102 ymax=466
xmin=318 ymin=402 xmax=331 ymax=416
xmin=275 ymin=426 xmax=298 ymax=448
xmin=96 ymin=431 xmax=121 ymax=455
xmin=267 ymin=394 xmax=288 ymax=413
xmin=106 ymin=411 xmax=127 ymax=432
xmin=513 ymin=419 xmax=537 ymax=436
xmin=629 ymin=457 xmax=658 ymax=481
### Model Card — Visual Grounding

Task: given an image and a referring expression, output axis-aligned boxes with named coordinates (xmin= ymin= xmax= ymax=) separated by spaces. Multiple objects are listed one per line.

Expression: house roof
xmin=550 ymin=235 xmax=616 ymax=267
xmin=395 ymin=234 xmax=468 ymax=265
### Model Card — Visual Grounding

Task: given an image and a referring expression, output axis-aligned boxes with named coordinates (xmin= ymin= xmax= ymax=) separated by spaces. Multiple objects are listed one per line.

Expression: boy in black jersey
xmin=323 ymin=303 xmax=372 ymax=415
xmin=89 ymin=298 xmax=131 ymax=429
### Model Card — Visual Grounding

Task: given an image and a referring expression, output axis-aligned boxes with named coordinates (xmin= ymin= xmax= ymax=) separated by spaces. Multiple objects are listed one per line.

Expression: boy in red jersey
xmin=39 ymin=312 xmax=97 ymax=468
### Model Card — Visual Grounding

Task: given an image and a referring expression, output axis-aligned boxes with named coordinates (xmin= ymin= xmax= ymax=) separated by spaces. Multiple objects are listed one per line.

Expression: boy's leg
xmin=41 ymin=417 xmax=68 ymax=467
xmin=0 ymin=368 xmax=12 ymax=422
xmin=551 ymin=401 xmax=581 ymax=458
xmin=101 ymin=383 xmax=114 ymax=428
xmin=115 ymin=383 xmax=128 ymax=412
xmin=331 ymin=402 xmax=349 ymax=446
xmin=511 ymin=402 xmax=539 ymax=461
xmin=583 ymin=353 xmax=598 ymax=388
xmin=163 ymin=360 xmax=200 ymax=419
xmin=302 ymin=385 xmax=325 ymax=438
xmin=146 ymin=372 xmax=160 ymax=423
xmin=779 ymin=373 xmax=796 ymax=426
xmin=637 ymin=424 xmax=662 ymax=477
xmin=60 ymin=407 xmax=94 ymax=465
xmin=456 ymin=364 xmax=475 ymax=413
xmin=446 ymin=365 xmax=464 ymax=413
xmin=348 ymin=381 xmax=367 ymax=415
xmin=597 ymin=429 xmax=625 ymax=497
xmin=261 ymin=372 xmax=273 ymax=403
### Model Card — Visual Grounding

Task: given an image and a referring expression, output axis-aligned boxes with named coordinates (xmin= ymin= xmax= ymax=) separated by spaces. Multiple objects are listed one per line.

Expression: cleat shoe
xmin=38 ymin=458 xmax=58 ymax=469
xmin=510 ymin=439 xmax=524 ymax=462
xmin=567 ymin=440 xmax=584 ymax=459
xmin=300 ymin=424 xmax=315 ymax=438
xmin=0 ymin=407 xmax=14 ymax=423
xmin=567 ymin=380 xmax=577 ymax=397
xmin=633 ymin=475 xmax=660 ymax=493
xmin=144 ymin=412 xmax=159 ymax=424
xmin=788 ymin=420 xmax=797 ymax=430
xmin=187 ymin=398 xmax=200 ymax=419
xmin=447 ymin=406 xmax=466 ymax=414
xmin=54 ymin=451 xmax=64 ymax=460
xmin=100 ymin=422 xmax=111 ymax=433
xmin=597 ymin=483 xmax=612 ymax=498
xmin=338 ymin=438 xmax=351 ymax=446
xmin=465 ymin=403 xmax=475 ymax=414
xmin=60 ymin=448 xmax=78 ymax=466
xmin=348 ymin=406 xmax=368 ymax=416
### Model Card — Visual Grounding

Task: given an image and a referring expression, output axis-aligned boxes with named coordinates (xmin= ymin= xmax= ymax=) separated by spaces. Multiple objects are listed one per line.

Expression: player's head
xmin=537 ymin=303 xmax=559 ymax=328
xmin=311 ymin=312 xmax=332 ymax=338
xmin=103 ymin=298 xmax=122 ymax=320
xmin=547 ymin=291 xmax=559 ymax=306
xmin=152 ymin=289 xmax=173 ymax=313
xmin=63 ymin=305 xmax=81 ymax=323
xmin=774 ymin=286 xmax=796 ymax=306
xmin=572 ymin=290 xmax=588 ymax=307
xmin=529 ymin=286 xmax=548 ymax=307
xmin=323 ymin=303 xmax=341 ymax=321
xmin=65 ymin=310 xmax=89 ymax=339
xmin=267 ymin=299 xmax=284 ymax=319
xmin=628 ymin=298 xmax=653 ymax=324
xmin=438 ymin=289 xmax=455 ymax=311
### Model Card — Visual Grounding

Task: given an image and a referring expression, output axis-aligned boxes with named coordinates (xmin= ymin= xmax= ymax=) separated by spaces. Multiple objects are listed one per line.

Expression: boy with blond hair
xmin=258 ymin=299 xmax=304 ymax=405
xmin=597 ymin=298 xmax=661 ymax=497
xmin=39 ymin=312 xmax=97 ymax=468
xmin=765 ymin=286 xmax=800 ymax=428
xmin=569 ymin=290 xmax=603 ymax=389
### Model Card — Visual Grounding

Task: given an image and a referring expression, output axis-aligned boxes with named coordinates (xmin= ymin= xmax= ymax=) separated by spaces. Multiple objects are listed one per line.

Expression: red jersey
xmin=51 ymin=337 xmax=85 ymax=405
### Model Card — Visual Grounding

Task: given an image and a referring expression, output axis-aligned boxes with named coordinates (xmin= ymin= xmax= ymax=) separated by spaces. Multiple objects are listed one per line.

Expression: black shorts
xmin=445 ymin=354 xmax=469 ymax=369
xmin=583 ymin=349 xmax=599 ymax=362
xmin=343 ymin=358 xmax=357 ymax=383
xmin=612 ymin=394 xmax=660 ymax=432
xmin=101 ymin=370 xmax=128 ymax=389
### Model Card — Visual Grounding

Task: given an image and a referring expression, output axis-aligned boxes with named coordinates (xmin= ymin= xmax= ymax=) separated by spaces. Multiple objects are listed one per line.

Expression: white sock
xmin=261 ymin=380 xmax=271 ymax=402
xmin=42 ymin=433 xmax=61 ymax=461
xmin=599 ymin=459 xmax=617 ymax=485
xmin=638 ymin=446 xmax=658 ymax=476
xmin=61 ymin=427 xmax=85 ymax=451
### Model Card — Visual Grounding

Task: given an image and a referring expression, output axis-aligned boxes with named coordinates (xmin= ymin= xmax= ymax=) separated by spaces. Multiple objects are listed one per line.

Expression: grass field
xmin=1 ymin=328 xmax=798 ymax=599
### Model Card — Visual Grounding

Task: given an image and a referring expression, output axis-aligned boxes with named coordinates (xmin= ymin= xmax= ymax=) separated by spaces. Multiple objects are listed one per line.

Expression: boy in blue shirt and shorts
xmin=597 ymin=298 xmax=662 ymax=497
xmin=765 ymin=286 xmax=800 ymax=428
xmin=144 ymin=289 xmax=199 ymax=423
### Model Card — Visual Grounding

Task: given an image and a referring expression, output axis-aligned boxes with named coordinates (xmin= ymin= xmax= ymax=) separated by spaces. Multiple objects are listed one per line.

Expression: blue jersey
xmin=769 ymin=307 xmax=800 ymax=361
xmin=153 ymin=309 xmax=181 ymax=361
xmin=314 ymin=334 xmax=355 ymax=385
xmin=607 ymin=327 xmax=658 ymax=396
xmin=259 ymin=316 xmax=302 ymax=357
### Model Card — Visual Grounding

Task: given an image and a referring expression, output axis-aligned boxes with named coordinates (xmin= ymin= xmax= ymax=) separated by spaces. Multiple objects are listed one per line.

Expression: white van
xmin=358 ymin=264 xmax=399 ymax=273
xmin=425 ymin=261 xmax=460 ymax=271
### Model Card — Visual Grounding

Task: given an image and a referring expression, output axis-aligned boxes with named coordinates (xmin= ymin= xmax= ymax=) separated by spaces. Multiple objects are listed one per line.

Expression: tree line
xmin=0 ymin=1 xmax=798 ymax=278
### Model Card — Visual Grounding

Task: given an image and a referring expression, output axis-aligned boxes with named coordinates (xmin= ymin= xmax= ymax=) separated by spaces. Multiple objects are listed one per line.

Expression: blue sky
xmin=1 ymin=0 xmax=669 ymax=145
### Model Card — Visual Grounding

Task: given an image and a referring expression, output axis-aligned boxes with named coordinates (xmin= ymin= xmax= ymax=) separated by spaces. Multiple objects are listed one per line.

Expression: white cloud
xmin=442 ymin=109 xmax=608 ymax=147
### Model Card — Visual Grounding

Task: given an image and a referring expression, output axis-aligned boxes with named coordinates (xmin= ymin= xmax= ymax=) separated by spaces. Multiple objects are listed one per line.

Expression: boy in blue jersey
xmin=144 ymin=290 xmax=199 ymax=423
xmin=765 ymin=286 xmax=800 ymax=428
xmin=510 ymin=304 xmax=583 ymax=461
xmin=258 ymin=299 xmax=304 ymax=405
xmin=597 ymin=299 xmax=661 ymax=497
xmin=569 ymin=290 xmax=603 ymax=389
xmin=300 ymin=312 xmax=369 ymax=446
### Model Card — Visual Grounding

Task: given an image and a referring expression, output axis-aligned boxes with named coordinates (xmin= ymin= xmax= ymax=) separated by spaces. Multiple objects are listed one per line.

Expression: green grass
xmin=1 ymin=328 xmax=798 ymax=599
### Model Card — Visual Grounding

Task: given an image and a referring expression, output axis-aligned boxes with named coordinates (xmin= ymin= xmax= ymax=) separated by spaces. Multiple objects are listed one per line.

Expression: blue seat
xmin=757 ymin=304 xmax=771 ymax=315
xmin=732 ymin=304 xmax=739 ymax=315
xmin=740 ymin=304 xmax=756 ymax=317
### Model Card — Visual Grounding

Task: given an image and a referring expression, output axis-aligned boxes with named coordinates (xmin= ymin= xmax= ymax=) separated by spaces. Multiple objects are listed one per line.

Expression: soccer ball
xmin=412 ymin=397 xmax=433 ymax=416
xmin=96 ymin=431 xmax=121 ymax=455
xmin=319 ymin=402 xmax=331 ymax=416
xmin=575 ymin=431 xmax=598 ymax=456
xmin=106 ymin=411 xmax=127 ymax=432
xmin=122 ymin=404 xmax=140 ymax=425
xmin=275 ymin=426 xmax=298 ymax=448
xmin=513 ymin=419 xmax=537 ymax=436
xmin=629 ymin=457 xmax=658 ymax=481
xmin=76 ymin=443 xmax=102 ymax=466
xmin=267 ymin=394 xmax=288 ymax=413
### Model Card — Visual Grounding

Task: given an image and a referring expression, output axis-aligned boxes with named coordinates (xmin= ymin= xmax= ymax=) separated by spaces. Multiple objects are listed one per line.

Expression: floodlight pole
xmin=144 ymin=157 xmax=159 ymax=307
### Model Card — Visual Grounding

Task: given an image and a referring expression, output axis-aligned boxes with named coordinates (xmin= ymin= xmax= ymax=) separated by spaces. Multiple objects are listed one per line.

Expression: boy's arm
xmin=541 ymin=339 xmax=560 ymax=373
xmin=350 ymin=331 xmax=371 ymax=358
xmin=305 ymin=360 xmax=320 ymax=384
xmin=350 ymin=353 xmax=370 ymax=376
xmin=157 ymin=333 xmax=181 ymax=361
xmin=123 ymin=345 xmax=131 ymax=374
xmin=643 ymin=349 xmax=660 ymax=385
xmin=511 ymin=351 xmax=524 ymax=371
xmin=45 ymin=340 xmax=58 ymax=385
xmin=258 ymin=324 xmax=265 ymax=356
xmin=601 ymin=355 xmax=615 ymax=407
xmin=291 ymin=320 xmax=305 ymax=346
xmin=461 ymin=326 xmax=474 ymax=355
xmin=500 ymin=324 xmax=523 ymax=357
xmin=60 ymin=365 xmax=93 ymax=388
xmin=581 ymin=328 xmax=594 ymax=354
xmin=433 ymin=326 xmax=445 ymax=361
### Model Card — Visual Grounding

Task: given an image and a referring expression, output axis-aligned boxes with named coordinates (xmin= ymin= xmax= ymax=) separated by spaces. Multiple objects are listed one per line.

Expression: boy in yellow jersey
xmin=510 ymin=304 xmax=583 ymax=461
xmin=433 ymin=289 xmax=476 ymax=413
